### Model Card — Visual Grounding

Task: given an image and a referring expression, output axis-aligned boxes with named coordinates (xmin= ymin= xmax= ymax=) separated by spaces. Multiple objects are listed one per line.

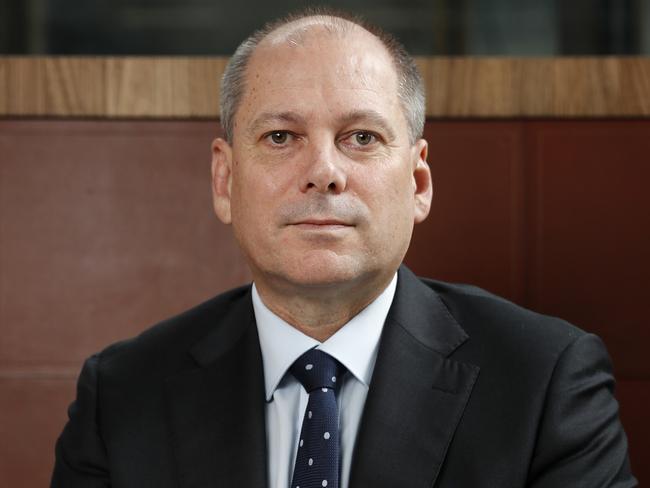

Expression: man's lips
xmin=288 ymin=218 xmax=354 ymax=229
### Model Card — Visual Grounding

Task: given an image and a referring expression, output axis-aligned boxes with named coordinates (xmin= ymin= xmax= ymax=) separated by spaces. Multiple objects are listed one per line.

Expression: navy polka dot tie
xmin=290 ymin=349 xmax=346 ymax=488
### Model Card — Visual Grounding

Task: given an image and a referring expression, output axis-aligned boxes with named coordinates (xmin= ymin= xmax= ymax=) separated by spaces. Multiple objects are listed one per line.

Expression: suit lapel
xmin=349 ymin=266 xmax=480 ymax=488
xmin=164 ymin=290 xmax=268 ymax=488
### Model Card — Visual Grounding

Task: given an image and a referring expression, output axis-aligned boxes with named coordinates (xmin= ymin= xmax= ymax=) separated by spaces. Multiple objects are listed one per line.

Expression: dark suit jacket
xmin=52 ymin=266 xmax=636 ymax=487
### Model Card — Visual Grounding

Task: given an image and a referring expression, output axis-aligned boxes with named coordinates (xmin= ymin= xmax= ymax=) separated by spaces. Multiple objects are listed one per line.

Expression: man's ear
xmin=211 ymin=137 xmax=234 ymax=225
xmin=412 ymin=138 xmax=432 ymax=224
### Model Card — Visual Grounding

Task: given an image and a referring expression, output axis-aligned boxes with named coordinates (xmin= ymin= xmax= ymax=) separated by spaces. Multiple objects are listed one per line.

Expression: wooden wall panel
xmin=1 ymin=58 xmax=105 ymax=116
xmin=0 ymin=58 xmax=7 ymax=114
xmin=406 ymin=121 xmax=525 ymax=302
xmin=0 ymin=120 xmax=250 ymax=371
xmin=0 ymin=377 xmax=75 ymax=487
xmin=2 ymin=57 xmax=650 ymax=117
xmin=525 ymin=121 xmax=650 ymax=378
xmin=105 ymin=58 xmax=227 ymax=117
xmin=421 ymin=57 xmax=650 ymax=116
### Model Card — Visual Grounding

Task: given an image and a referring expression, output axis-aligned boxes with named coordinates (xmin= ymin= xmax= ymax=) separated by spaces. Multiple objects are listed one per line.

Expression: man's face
xmin=212 ymin=26 xmax=432 ymax=293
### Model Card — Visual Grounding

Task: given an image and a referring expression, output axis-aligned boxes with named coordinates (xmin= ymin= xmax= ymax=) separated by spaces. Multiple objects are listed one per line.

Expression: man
xmin=52 ymin=10 xmax=636 ymax=488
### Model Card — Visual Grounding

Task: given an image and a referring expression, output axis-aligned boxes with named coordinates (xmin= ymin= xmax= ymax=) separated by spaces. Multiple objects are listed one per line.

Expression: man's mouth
xmin=289 ymin=218 xmax=354 ymax=230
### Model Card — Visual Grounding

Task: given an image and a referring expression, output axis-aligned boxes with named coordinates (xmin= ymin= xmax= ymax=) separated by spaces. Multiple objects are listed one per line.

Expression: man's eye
xmin=267 ymin=131 xmax=290 ymax=144
xmin=352 ymin=132 xmax=376 ymax=146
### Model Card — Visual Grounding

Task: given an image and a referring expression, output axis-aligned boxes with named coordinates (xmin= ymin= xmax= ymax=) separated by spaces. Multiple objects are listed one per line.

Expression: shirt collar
xmin=253 ymin=273 xmax=398 ymax=401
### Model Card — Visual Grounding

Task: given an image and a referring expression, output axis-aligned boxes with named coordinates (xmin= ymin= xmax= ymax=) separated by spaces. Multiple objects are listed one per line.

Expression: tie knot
xmin=290 ymin=349 xmax=346 ymax=393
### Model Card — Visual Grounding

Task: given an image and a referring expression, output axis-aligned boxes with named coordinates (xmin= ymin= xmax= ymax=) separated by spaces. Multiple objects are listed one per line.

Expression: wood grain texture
xmin=0 ymin=56 xmax=649 ymax=117
xmin=105 ymin=57 xmax=226 ymax=117
xmin=2 ymin=57 xmax=105 ymax=115
xmin=422 ymin=57 xmax=650 ymax=116
xmin=0 ymin=58 xmax=7 ymax=114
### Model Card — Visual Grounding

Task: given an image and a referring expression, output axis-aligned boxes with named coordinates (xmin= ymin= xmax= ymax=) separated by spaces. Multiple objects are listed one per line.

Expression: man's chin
xmin=265 ymin=256 xmax=371 ymax=291
xmin=283 ymin=266 xmax=364 ymax=288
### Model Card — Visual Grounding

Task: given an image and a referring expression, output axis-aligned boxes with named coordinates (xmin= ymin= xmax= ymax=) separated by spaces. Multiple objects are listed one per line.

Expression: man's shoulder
xmin=95 ymin=284 xmax=252 ymax=376
xmin=417 ymin=276 xmax=587 ymax=359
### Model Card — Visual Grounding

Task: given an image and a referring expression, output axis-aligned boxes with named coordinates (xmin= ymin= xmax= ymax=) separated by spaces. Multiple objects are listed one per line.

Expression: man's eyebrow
xmin=338 ymin=110 xmax=397 ymax=141
xmin=247 ymin=109 xmax=397 ymax=140
xmin=248 ymin=111 xmax=307 ymax=136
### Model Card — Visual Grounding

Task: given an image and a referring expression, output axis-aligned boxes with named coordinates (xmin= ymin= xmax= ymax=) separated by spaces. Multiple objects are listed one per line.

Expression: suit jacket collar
xmin=390 ymin=266 xmax=469 ymax=357
xmin=165 ymin=288 xmax=268 ymax=487
xmin=188 ymin=288 xmax=256 ymax=366
xmin=349 ymin=265 xmax=480 ymax=487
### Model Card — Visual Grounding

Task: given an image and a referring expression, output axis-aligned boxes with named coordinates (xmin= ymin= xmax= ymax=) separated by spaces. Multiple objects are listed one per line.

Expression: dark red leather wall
xmin=0 ymin=119 xmax=647 ymax=485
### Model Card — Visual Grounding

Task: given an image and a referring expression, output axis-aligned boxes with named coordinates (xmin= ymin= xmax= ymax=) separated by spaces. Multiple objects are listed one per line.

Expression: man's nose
xmin=299 ymin=139 xmax=348 ymax=194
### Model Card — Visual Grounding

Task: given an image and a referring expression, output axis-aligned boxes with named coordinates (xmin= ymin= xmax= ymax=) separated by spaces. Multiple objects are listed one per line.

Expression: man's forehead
xmin=247 ymin=18 xmax=396 ymax=90
xmin=239 ymin=54 xmax=401 ymax=129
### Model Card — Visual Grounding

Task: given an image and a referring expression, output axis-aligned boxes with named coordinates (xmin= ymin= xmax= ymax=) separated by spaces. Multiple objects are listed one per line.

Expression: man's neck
xmin=252 ymin=272 xmax=396 ymax=342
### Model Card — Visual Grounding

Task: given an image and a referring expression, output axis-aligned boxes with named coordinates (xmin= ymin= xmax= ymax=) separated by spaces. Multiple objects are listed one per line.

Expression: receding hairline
xmin=258 ymin=14 xmax=381 ymax=50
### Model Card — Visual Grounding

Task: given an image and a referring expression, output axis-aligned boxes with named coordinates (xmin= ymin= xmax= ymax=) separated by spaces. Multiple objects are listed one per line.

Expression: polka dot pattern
xmin=289 ymin=349 xmax=346 ymax=488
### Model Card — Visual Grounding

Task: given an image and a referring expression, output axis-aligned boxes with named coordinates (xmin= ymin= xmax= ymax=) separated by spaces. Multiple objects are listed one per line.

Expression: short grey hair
xmin=219 ymin=8 xmax=425 ymax=144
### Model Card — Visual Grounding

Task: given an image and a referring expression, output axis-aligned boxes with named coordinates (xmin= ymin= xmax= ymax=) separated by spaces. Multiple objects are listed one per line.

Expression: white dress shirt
xmin=252 ymin=273 xmax=397 ymax=488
